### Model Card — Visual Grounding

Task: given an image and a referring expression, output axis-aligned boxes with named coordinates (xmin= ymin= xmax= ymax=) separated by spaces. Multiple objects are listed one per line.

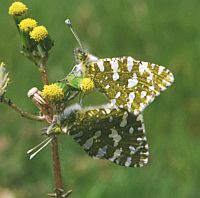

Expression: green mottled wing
xmin=86 ymin=57 xmax=174 ymax=115
xmin=60 ymin=104 xmax=149 ymax=167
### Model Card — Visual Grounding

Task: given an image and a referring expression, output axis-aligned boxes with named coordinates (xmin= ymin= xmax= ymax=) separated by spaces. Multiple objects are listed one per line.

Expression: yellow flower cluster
xmin=42 ymin=83 xmax=64 ymax=103
xmin=8 ymin=2 xmax=28 ymax=16
xmin=19 ymin=18 xmax=37 ymax=32
xmin=80 ymin=78 xmax=94 ymax=93
xmin=9 ymin=2 xmax=49 ymax=42
xmin=30 ymin=26 xmax=48 ymax=42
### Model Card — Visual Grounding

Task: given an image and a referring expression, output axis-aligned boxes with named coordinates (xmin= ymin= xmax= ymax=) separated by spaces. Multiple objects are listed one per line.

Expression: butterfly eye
xmin=74 ymin=48 xmax=83 ymax=55
xmin=74 ymin=48 xmax=88 ymax=63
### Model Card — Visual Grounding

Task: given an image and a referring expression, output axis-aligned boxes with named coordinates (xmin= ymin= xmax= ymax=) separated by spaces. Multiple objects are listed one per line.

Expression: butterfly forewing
xmin=86 ymin=57 xmax=174 ymax=115
xmin=63 ymin=105 xmax=149 ymax=167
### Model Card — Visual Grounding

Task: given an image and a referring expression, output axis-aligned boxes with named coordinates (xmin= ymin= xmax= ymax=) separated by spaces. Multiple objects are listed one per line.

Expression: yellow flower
xmin=80 ymin=78 xmax=94 ymax=93
xmin=30 ymin=26 xmax=48 ymax=42
xmin=54 ymin=125 xmax=62 ymax=134
xmin=18 ymin=18 xmax=37 ymax=32
xmin=42 ymin=83 xmax=64 ymax=103
xmin=8 ymin=2 xmax=28 ymax=16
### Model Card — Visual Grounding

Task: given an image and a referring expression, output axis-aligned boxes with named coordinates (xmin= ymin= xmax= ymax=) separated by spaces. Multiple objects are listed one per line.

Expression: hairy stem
xmin=52 ymin=137 xmax=63 ymax=189
xmin=1 ymin=97 xmax=44 ymax=121
xmin=33 ymin=61 xmax=71 ymax=197
xmin=39 ymin=66 xmax=49 ymax=85
xmin=50 ymin=137 xmax=72 ymax=197
xmin=38 ymin=63 xmax=71 ymax=197
xmin=21 ymin=51 xmax=49 ymax=85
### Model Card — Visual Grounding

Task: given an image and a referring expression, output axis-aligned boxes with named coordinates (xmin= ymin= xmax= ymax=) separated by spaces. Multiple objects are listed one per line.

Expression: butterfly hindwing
xmin=86 ymin=56 xmax=174 ymax=115
xmin=62 ymin=105 xmax=149 ymax=167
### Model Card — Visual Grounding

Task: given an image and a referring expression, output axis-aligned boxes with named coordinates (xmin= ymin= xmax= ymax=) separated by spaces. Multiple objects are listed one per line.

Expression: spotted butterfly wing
xmin=86 ymin=56 xmax=174 ymax=115
xmin=60 ymin=104 xmax=149 ymax=167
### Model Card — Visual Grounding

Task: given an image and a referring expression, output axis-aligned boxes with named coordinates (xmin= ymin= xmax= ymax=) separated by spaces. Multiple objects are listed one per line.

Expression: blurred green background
xmin=0 ymin=0 xmax=200 ymax=197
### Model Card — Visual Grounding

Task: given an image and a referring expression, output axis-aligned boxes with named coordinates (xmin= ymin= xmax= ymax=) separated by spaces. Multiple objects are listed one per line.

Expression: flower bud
xmin=29 ymin=26 xmax=54 ymax=58
xmin=8 ymin=2 xmax=28 ymax=16
xmin=27 ymin=87 xmax=52 ymax=123
xmin=42 ymin=83 xmax=65 ymax=103
xmin=19 ymin=18 xmax=37 ymax=32
xmin=80 ymin=78 xmax=94 ymax=93
xmin=21 ymin=24 xmax=54 ymax=63
xmin=8 ymin=2 xmax=29 ymax=25
xmin=0 ymin=62 xmax=9 ymax=97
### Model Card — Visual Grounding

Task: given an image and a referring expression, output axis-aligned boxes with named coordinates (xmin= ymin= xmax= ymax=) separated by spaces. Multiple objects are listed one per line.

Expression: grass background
xmin=0 ymin=0 xmax=200 ymax=197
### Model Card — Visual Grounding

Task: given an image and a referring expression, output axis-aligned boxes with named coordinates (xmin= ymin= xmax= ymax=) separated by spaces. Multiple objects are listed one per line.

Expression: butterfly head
xmin=74 ymin=48 xmax=88 ymax=63
xmin=65 ymin=19 xmax=98 ymax=65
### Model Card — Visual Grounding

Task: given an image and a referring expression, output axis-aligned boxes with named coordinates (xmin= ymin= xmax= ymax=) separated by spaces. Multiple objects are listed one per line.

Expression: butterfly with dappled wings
xmin=28 ymin=19 xmax=174 ymax=168
xmin=59 ymin=19 xmax=174 ymax=167
xmin=64 ymin=19 xmax=174 ymax=116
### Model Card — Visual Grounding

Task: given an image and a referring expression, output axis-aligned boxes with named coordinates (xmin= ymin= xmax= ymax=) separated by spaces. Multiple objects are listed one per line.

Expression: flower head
xmin=80 ymin=78 xmax=94 ymax=93
xmin=30 ymin=26 xmax=48 ymax=42
xmin=8 ymin=2 xmax=28 ymax=16
xmin=54 ymin=125 xmax=62 ymax=134
xmin=19 ymin=18 xmax=37 ymax=32
xmin=42 ymin=83 xmax=64 ymax=103
xmin=0 ymin=62 xmax=9 ymax=97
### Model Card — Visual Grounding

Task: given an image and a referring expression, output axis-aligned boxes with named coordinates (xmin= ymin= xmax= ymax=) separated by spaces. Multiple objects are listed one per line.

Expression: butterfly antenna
xmin=65 ymin=19 xmax=83 ymax=52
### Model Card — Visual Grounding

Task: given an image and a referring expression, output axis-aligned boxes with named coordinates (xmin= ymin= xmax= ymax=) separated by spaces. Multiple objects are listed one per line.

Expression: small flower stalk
xmin=5 ymin=2 xmax=78 ymax=197
xmin=0 ymin=62 xmax=9 ymax=98
xmin=9 ymin=1 xmax=54 ymax=67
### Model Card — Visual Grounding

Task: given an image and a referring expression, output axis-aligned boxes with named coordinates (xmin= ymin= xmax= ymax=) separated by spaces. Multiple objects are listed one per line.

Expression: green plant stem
xmin=51 ymin=137 xmax=63 ymax=190
xmin=21 ymin=51 xmax=49 ymax=85
xmin=48 ymin=136 xmax=72 ymax=198
xmin=39 ymin=65 xmax=49 ymax=85
xmin=1 ymin=97 xmax=44 ymax=121
xmin=27 ymin=59 xmax=72 ymax=197
xmin=38 ymin=62 xmax=72 ymax=197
